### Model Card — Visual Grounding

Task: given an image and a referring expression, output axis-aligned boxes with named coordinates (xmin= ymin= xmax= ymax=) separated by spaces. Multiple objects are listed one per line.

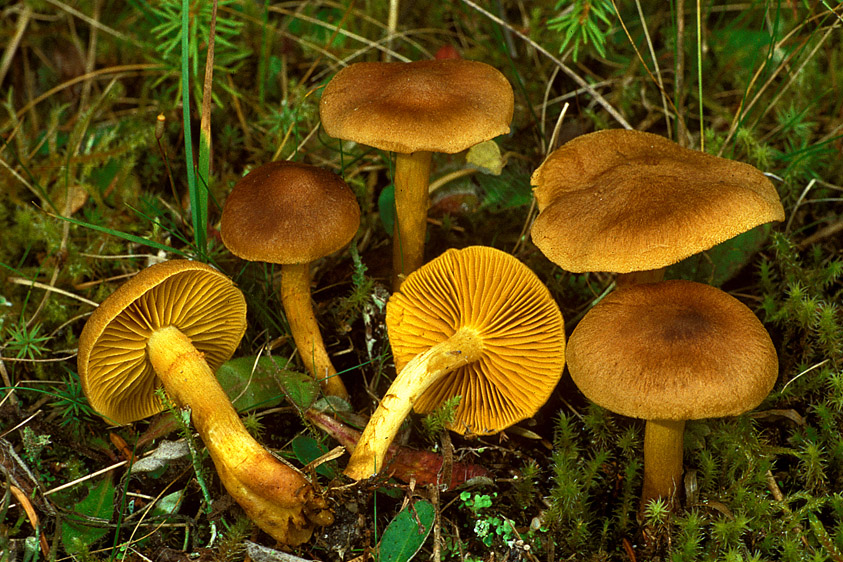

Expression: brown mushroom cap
xmin=531 ymin=129 xmax=785 ymax=273
xmin=386 ymin=246 xmax=566 ymax=434
xmin=220 ymin=161 xmax=360 ymax=264
xmin=567 ymin=280 xmax=778 ymax=421
xmin=78 ymin=260 xmax=247 ymax=425
xmin=319 ymin=59 xmax=514 ymax=154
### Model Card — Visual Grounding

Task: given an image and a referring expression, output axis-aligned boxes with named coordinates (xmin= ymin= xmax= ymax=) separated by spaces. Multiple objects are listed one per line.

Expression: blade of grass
xmin=49 ymin=212 xmax=188 ymax=258
xmin=197 ymin=0 xmax=218 ymax=254
xmin=181 ymin=0 xmax=205 ymax=257
xmin=257 ymin=1 xmax=269 ymax=106
xmin=696 ymin=0 xmax=704 ymax=151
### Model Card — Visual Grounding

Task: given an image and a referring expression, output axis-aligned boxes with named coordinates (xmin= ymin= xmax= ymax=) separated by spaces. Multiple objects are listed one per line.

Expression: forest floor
xmin=1 ymin=1 xmax=842 ymax=561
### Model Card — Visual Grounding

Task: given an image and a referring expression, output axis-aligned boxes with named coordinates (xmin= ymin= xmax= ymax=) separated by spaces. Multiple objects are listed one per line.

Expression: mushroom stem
xmin=146 ymin=326 xmax=333 ymax=545
xmin=344 ymin=326 xmax=483 ymax=480
xmin=392 ymin=151 xmax=433 ymax=289
xmin=615 ymin=267 xmax=666 ymax=289
xmin=281 ymin=263 xmax=349 ymax=400
xmin=640 ymin=418 xmax=685 ymax=513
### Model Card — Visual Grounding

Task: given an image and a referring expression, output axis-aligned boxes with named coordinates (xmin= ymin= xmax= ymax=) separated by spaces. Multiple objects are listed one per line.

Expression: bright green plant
xmin=456 ymin=491 xmax=526 ymax=550
xmin=547 ymin=0 xmax=614 ymax=61
xmin=143 ymin=0 xmax=248 ymax=102
xmin=2 ymin=321 xmax=49 ymax=360
xmin=421 ymin=395 xmax=461 ymax=438
xmin=49 ymin=369 xmax=97 ymax=430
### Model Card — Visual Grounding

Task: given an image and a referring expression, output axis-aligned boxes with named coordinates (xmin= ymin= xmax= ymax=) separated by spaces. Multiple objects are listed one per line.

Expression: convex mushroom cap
xmin=319 ymin=59 xmax=514 ymax=155
xmin=79 ymin=259 xmax=246 ymax=425
xmin=567 ymin=280 xmax=778 ymax=420
xmin=320 ymin=59 xmax=515 ymax=287
xmin=344 ymin=246 xmax=566 ymax=480
xmin=531 ymin=129 xmax=785 ymax=274
xmin=220 ymin=161 xmax=360 ymax=265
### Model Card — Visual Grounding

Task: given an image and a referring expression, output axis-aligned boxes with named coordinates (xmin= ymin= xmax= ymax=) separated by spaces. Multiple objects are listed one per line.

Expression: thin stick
xmin=0 ymin=362 xmax=20 ymax=412
xmin=79 ymin=0 xmax=100 ymax=110
xmin=9 ymin=63 xmax=158 ymax=123
xmin=386 ymin=0 xmax=399 ymax=62
xmin=0 ymin=411 xmax=41 ymax=440
xmin=7 ymin=277 xmax=98 ymax=307
xmin=195 ymin=0 xmax=218 ymax=256
xmin=42 ymin=0 xmax=144 ymax=47
xmin=634 ymin=0 xmax=672 ymax=138
xmin=44 ymin=460 xmax=129 ymax=496
xmin=539 ymin=66 xmax=561 ymax=154
xmin=0 ymin=4 xmax=31 ymax=87
xmin=785 ymin=179 xmax=817 ymax=234
xmin=675 ymin=0 xmax=687 ymax=145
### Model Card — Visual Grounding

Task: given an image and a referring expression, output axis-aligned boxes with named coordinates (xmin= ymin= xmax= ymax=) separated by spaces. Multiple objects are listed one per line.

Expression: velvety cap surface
xmin=531 ymin=130 xmax=785 ymax=273
xmin=78 ymin=260 xmax=247 ymax=425
xmin=386 ymin=246 xmax=566 ymax=435
xmin=220 ymin=161 xmax=360 ymax=264
xmin=319 ymin=59 xmax=514 ymax=154
xmin=567 ymin=280 xmax=778 ymax=421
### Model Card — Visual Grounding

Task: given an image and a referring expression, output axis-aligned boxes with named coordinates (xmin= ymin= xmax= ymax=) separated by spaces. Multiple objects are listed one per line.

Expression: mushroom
xmin=319 ymin=59 xmax=514 ymax=288
xmin=565 ymin=279 xmax=778 ymax=511
xmin=530 ymin=129 xmax=785 ymax=287
xmin=78 ymin=260 xmax=333 ymax=545
xmin=220 ymin=161 xmax=360 ymax=400
xmin=344 ymin=246 xmax=566 ymax=479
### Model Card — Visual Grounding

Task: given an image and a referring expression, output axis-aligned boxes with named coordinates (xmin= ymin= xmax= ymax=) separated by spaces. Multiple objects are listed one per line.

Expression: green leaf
xmin=216 ymin=355 xmax=319 ymax=412
xmin=61 ymin=478 xmax=115 ymax=554
xmin=477 ymin=164 xmax=532 ymax=210
xmin=466 ymin=140 xmax=504 ymax=175
xmin=291 ymin=435 xmax=337 ymax=478
xmin=151 ymin=489 xmax=184 ymax=517
xmin=376 ymin=500 xmax=435 ymax=562
xmin=277 ymin=369 xmax=321 ymax=412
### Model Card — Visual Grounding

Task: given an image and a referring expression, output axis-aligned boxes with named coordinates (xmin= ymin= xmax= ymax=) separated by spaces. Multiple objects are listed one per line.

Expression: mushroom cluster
xmin=70 ymin=38 xmax=787 ymax=553
xmin=527 ymin=129 xmax=783 ymax=512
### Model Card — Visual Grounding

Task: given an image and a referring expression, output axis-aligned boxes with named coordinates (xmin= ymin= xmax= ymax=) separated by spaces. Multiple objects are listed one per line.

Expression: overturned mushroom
xmin=344 ymin=246 xmax=565 ymax=479
xmin=78 ymin=260 xmax=332 ymax=545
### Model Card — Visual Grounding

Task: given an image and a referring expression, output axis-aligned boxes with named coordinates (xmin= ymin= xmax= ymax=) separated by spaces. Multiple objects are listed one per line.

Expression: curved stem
xmin=344 ymin=327 xmax=483 ymax=480
xmin=392 ymin=151 xmax=433 ymax=290
xmin=147 ymin=326 xmax=332 ymax=545
xmin=640 ymin=418 xmax=685 ymax=514
xmin=281 ymin=263 xmax=349 ymax=400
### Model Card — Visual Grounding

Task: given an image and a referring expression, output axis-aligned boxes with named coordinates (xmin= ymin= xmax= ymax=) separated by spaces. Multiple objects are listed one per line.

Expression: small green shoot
xmin=421 ymin=395 xmax=461 ymax=438
xmin=547 ymin=0 xmax=613 ymax=61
